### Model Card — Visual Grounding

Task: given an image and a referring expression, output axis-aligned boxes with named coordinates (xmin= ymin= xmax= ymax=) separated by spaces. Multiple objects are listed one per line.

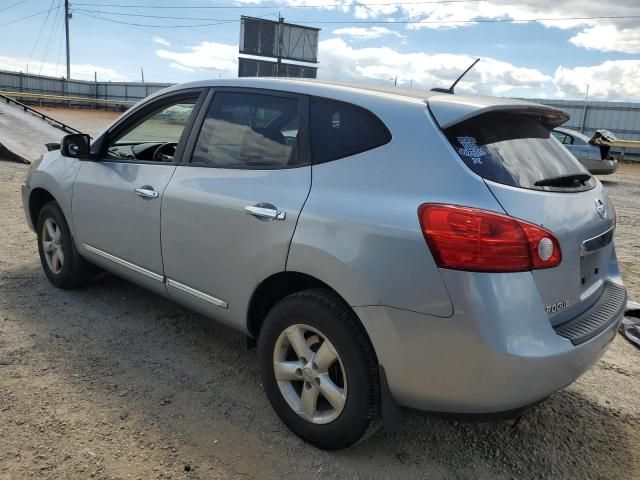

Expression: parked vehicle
xmin=552 ymin=127 xmax=618 ymax=174
xmin=23 ymin=79 xmax=627 ymax=449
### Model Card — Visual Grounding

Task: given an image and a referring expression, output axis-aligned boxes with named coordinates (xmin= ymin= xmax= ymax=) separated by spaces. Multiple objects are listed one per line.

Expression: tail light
xmin=418 ymin=204 xmax=562 ymax=272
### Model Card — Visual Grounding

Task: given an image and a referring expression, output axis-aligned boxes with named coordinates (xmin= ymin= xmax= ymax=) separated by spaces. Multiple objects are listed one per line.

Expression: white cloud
xmin=569 ymin=25 xmax=640 ymax=54
xmin=233 ymin=0 xmax=640 ymax=53
xmin=332 ymin=26 xmax=405 ymax=40
xmin=317 ymin=37 xmax=552 ymax=96
xmin=553 ymin=60 xmax=640 ymax=101
xmin=155 ymin=37 xmax=640 ymax=101
xmin=0 ymin=55 xmax=129 ymax=81
xmin=156 ymin=42 xmax=238 ymax=76
xmin=169 ymin=62 xmax=193 ymax=73
xmin=152 ymin=36 xmax=171 ymax=47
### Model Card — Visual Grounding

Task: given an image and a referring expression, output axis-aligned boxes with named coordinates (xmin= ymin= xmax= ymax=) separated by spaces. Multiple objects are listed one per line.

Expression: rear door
xmin=161 ymin=89 xmax=311 ymax=330
xmin=439 ymin=109 xmax=616 ymax=325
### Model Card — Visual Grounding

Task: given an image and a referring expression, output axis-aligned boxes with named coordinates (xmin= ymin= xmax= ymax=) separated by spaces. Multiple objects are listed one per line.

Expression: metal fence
xmin=525 ymin=98 xmax=640 ymax=157
xmin=0 ymin=69 xmax=172 ymax=107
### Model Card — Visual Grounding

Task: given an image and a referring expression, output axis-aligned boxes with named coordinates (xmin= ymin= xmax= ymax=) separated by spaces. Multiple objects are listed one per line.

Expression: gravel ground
xmin=1 ymin=160 xmax=639 ymax=480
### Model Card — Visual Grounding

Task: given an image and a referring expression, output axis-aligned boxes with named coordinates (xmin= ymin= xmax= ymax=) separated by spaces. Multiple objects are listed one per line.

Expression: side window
xmin=564 ymin=134 xmax=574 ymax=145
xmin=106 ymin=97 xmax=198 ymax=162
xmin=552 ymin=131 xmax=567 ymax=144
xmin=310 ymin=98 xmax=391 ymax=163
xmin=191 ymin=92 xmax=300 ymax=168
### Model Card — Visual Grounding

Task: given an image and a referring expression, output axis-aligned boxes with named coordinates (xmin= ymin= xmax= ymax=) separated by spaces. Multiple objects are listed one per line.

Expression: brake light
xmin=418 ymin=204 xmax=562 ymax=272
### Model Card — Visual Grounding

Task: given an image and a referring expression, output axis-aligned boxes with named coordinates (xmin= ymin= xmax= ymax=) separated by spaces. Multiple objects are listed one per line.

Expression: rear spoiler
xmin=427 ymin=94 xmax=569 ymax=130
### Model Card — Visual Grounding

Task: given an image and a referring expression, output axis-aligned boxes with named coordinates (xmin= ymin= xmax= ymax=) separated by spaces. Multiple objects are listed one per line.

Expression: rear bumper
xmin=356 ymin=272 xmax=625 ymax=414
xmin=584 ymin=158 xmax=618 ymax=175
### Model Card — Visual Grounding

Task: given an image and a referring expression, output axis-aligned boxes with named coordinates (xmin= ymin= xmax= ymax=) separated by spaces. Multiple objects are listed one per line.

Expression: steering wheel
xmin=152 ymin=142 xmax=177 ymax=162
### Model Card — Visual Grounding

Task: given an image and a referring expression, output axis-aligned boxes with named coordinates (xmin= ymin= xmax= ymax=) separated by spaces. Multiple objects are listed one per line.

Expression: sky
xmin=0 ymin=0 xmax=639 ymax=101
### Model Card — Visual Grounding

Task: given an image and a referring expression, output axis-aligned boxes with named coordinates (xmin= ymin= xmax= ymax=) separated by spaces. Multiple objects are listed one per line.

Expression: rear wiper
xmin=534 ymin=173 xmax=592 ymax=187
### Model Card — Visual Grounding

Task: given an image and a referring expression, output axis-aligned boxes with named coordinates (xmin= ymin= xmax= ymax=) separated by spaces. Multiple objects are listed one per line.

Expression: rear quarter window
xmin=445 ymin=112 xmax=595 ymax=192
xmin=310 ymin=98 xmax=391 ymax=164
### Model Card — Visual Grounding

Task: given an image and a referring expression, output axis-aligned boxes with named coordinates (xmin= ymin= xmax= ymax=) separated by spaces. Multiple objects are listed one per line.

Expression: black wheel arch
xmin=29 ymin=188 xmax=58 ymax=229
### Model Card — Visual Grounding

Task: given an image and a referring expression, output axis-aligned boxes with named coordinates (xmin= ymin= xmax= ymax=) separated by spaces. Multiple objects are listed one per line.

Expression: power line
xmin=40 ymin=0 xmax=64 ymax=75
xmin=0 ymin=6 xmax=61 ymax=27
xmin=54 ymin=12 xmax=65 ymax=76
xmin=75 ymin=10 xmax=246 ymax=27
xmin=0 ymin=0 xmax=31 ymax=13
xmin=74 ymin=8 xmax=233 ymax=22
xmin=75 ymin=9 xmax=278 ymax=49
xmin=297 ymin=15 xmax=640 ymax=24
xmin=71 ymin=0 xmax=487 ymax=8
xmin=73 ymin=10 xmax=640 ymax=27
xmin=26 ymin=0 xmax=57 ymax=72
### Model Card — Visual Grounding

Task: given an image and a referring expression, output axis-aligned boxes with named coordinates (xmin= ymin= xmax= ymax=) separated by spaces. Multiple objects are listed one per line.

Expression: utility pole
xmin=64 ymin=0 xmax=71 ymax=79
xmin=276 ymin=13 xmax=284 ymax=77
xmin=580 ymin=84 xmax=590 ymax=133
xmin=141 ymin=67 xmax=145 ymax=83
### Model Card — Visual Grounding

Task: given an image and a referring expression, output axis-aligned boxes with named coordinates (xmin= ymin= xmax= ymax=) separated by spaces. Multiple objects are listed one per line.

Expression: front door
xmin=161 ymin=89 xmax=312 ymax=329
xmin=72 ymin=91 xmax=203 ymax=292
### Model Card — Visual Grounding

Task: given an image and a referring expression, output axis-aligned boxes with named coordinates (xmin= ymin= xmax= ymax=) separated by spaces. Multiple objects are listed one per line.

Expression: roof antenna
xmin=431 ymin=58 xmax=480 ymax=94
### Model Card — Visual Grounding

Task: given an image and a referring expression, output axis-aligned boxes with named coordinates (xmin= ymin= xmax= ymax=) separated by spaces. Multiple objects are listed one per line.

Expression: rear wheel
xmin=258 ymin=289 xmax=381 ymax=449
xmin=36 ymin=201 xmax=95 ymax=289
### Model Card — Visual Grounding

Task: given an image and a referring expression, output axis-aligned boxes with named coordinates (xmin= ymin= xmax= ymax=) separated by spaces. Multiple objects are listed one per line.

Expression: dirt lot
xmin=1 ymin=161 xmax=639 ymax=480
xmin=33 ymin=107 xmax=121 ymax=138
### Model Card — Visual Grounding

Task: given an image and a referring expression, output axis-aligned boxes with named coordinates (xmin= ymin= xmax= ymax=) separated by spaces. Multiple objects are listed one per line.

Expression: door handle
xmin=134 ymin=187 xmax=159 ymax=199
xmin=244 ymin=205 xmax=286 ymax=221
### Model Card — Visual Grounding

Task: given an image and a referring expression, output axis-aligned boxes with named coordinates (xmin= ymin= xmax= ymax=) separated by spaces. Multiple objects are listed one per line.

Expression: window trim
xmin=91 ymin=88 xmax=207 ymax=166
xmin=181 ymin=87 xmax=311 ymax=170
xmin=308 ymin=95 xmax=392 ymax=165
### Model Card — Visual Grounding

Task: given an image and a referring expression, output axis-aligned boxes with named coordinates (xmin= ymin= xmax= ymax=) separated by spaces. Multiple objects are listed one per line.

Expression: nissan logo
xmin=595 ymin=199 xmax=606 ymax=218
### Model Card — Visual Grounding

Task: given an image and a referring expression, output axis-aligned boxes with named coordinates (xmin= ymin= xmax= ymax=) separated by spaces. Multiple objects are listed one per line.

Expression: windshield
xmin=558 ymin=128 xmax=591 ymax=144
xmin=445 ymin=112 xmax=595 ymax=192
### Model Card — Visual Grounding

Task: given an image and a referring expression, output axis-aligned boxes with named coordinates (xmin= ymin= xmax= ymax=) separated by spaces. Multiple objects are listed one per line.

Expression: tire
xmin=258 ymin=289 xmax=381 ymax=449
xmin=36 ymin=201 xmax=95 ymax=289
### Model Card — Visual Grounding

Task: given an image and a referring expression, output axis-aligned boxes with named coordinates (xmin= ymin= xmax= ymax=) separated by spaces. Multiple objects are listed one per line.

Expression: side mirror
xmin=61 ymin=134 xmax=91 ymax=159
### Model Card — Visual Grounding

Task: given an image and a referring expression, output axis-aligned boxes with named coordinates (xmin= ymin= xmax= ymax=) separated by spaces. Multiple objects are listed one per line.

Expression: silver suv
xmin=22 ymin=79 xmax=627 ymax=449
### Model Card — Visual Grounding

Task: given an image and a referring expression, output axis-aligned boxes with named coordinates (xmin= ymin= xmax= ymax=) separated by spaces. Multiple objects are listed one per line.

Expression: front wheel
xmin=258 ymin=289 xmax=381 ymax=449
xmin=36 ymin=201 xmax=95 ymax=289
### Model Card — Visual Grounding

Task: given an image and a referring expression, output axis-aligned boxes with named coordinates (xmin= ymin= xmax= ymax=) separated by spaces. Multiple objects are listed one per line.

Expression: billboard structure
xmin=238 ymin=58 xmax=317 ymax=79
xmin=238 ymin=16 xmax=319 ymax=78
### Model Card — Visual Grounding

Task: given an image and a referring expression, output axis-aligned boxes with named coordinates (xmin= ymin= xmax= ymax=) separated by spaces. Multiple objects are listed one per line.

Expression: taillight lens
xmin=418 ymin=204 xmax=562 ymax=272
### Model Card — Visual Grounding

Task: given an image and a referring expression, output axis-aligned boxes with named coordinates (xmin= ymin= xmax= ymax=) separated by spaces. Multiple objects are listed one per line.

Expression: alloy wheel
xmin=273 ymin=324 xmax=347 ymax=424
xmin=42 ymin=218 xmax=64 ymax=274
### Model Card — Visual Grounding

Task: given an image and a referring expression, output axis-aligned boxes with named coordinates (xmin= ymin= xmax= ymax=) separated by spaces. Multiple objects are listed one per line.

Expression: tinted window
xmin=446 ymin=113 xmax=594 ymax=192
xmin=310 ymin=99 xmax=391 ymax=163
xmin=552 ymin=131 xmax=571 ymax=145
xmin=191 ymin=92 xmax=299 ymax=168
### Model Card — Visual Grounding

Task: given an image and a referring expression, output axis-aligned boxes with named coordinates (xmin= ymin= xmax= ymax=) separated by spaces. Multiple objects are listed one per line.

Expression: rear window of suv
xmin=445 ymin=112 xmax=595 ymax=192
